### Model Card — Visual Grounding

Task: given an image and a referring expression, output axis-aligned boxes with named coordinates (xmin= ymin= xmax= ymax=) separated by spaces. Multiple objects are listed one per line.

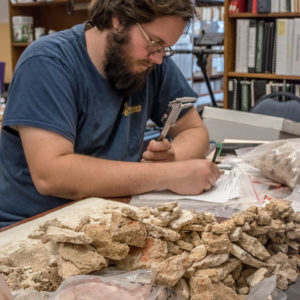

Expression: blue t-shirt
xmin=0 ymin=23 xmax=197 ymax=227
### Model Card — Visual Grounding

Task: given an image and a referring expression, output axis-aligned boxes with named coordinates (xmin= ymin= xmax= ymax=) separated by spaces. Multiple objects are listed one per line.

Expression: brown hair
xmin=90 ymin=0 xmax=195 ymax=30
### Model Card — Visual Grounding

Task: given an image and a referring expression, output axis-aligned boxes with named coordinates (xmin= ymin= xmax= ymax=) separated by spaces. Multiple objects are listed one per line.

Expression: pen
xmin=212 ymin=143 xmax=223 ymax=163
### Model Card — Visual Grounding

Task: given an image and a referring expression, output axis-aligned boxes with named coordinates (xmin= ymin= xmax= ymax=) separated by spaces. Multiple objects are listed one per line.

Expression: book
xmin=255 ymin=20 xmax=265 ymax=73
xmin=252 ymin=0 xmax=257 ymax=13
xmin=240 ymin=80 xmax=251 ymax=111
xmin=275 ymin=19 xmax=288 ymax=75
xmin=248 ymin=19 xmax=257 ymax=73
xmin=291 ymin=18 xmax=300 ymax=76
xmin=235 ymin=19 xmax=249 ymax=73
xmin=271 ymin=0 xmax=280 ymax=12
xmin=229 ymin=0 xmax=247 ymax=14
xmin=252 ymin=79 xmax=268 ymax=104
xmin=257 ymin=0 xmax=271 ymax=13
xmin=227 ymin=78 xmax=235 ymax=109
xmin=266 ymin=21 xmax=275 ymax=73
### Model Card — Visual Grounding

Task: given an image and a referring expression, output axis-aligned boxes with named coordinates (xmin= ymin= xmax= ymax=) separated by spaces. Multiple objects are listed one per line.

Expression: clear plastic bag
xmin=239 ymin=139 xmax=300 ymax=188
xmin=50 ymin=270 xmax=186 ymax=300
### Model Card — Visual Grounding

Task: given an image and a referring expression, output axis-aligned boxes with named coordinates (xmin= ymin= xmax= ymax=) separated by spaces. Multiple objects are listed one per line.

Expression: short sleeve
xmin=3 ymin=55 xmax=79 ymax=143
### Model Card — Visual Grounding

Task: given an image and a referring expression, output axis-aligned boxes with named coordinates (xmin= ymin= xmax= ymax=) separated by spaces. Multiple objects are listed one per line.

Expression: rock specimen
xmin=1 ymin=198 xmax=300 ymax=299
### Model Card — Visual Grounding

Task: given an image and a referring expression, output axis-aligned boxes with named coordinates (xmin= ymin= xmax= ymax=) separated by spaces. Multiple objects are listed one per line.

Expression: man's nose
xmin=148 ymin=52 xmax=164 ymax=65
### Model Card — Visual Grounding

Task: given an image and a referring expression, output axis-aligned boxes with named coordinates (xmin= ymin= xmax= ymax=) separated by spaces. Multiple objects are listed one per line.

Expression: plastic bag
xmin=50 ymin=270 xmax=186 ymax=300
xmin=0 ymin=276 xmax=13 ymax=300
xmin=239 ymin=139 xmax=300 ymax=188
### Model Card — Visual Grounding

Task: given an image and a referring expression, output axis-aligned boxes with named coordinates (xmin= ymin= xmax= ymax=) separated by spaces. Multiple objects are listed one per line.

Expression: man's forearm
xmin=171 ymin=126 xmax=209 ymax=160
xmin=34 ymin=153 xmax=178 ymax=200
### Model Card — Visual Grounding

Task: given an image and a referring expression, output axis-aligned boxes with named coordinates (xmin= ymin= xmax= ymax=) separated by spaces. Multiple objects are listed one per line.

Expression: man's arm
xmin=18 ymin=125 xmax=220 ymax=200
xmin=142 ymin=107 xmax=209 ymax=161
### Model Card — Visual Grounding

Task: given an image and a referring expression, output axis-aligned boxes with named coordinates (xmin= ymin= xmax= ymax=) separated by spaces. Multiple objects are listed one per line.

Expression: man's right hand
xmin=166 ymin=159 xmax=221 ymax=195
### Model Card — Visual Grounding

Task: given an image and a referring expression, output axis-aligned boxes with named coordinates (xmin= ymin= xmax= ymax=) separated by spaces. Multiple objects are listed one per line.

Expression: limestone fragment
xmin=84 ymin=223 xmax=129 ymax=260
xmin=246 ymin=267 xmax=268 ymax=287
xmin=110 ymin=212 xmax=147 ymax=248
xmin=190 ymin=275 xmax=243 ymax=300
xmin=202 ymin=231 xmax=232 ymax=254
xmin=151 ymin=252 xmax=192 ymax=286
xmin=169 ymin=210 xmax=198 ymax=231
xmin=56 ymin=243 xmax=107 ymax=279
xmin=41 ymin=226 xmax=92 ymax=244
xmin=116 ymin=237 xmax=168 ymax=271
xmin=237 ymin=232 xmax=271 ymax=261
xmin=211 ymin=219 xmax=236 ymax=235
xmin=192 ymin=253 xmax=229 ymax=270
xmin=230 ymin=244 xmax=268 ymax=268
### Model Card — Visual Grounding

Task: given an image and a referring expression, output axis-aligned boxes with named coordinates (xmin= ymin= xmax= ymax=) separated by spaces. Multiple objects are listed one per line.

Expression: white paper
xmin=132 ymin=171 xmax=239 ymax=204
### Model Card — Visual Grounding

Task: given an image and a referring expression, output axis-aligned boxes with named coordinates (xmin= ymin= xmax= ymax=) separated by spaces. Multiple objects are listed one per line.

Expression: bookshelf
xmin=9 ymin=0 xmax=90 ymax=70
xmin=223 ymin=0 xmax=300 ymax=110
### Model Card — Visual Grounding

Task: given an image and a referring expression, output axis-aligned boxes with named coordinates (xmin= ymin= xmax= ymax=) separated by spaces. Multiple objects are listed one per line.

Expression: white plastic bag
xmin=239 ymin=139 xmax=300 ymax=188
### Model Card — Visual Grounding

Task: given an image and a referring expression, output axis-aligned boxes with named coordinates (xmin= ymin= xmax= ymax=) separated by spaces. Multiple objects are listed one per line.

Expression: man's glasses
xmin=136 ymin=23 xmax=174 ymax=58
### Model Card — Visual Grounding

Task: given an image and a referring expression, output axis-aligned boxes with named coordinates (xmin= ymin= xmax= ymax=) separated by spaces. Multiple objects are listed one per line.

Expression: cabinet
xmin=223 ymin=0 xmax=300 ymax=110
xmin=9 ymin=0 xmax=90 ymax=70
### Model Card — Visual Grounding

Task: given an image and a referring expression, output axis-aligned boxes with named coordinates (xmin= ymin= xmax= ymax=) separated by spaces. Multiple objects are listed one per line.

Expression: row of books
xmin=235 ymin=18 xmax=300 ymax=76
xmin=229 ymin=0 xmax=300 ymax=14
xmin=195 ymin=6 xmax=225 ymax=22
xmin=192 ymin=77 xmax=224 ymax=96
xmin=228 ymin=78 xmax=300 ymax=111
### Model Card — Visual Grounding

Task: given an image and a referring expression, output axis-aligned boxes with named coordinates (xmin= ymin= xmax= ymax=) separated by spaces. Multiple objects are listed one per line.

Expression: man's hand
xmin=166 ymin=159 xmax=221 ymax=195
xmin=142 ymin=139 xmax=176 ymax=162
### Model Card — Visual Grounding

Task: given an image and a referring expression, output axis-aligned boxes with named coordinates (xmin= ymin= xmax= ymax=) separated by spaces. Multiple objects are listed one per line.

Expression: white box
xmin=202 ymin=106 xmax=300 ymax=142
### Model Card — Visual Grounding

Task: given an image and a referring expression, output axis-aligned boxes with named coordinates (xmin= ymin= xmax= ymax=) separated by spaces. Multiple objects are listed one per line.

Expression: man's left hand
xmin=142 ymin=139 xmax=175 ymax=162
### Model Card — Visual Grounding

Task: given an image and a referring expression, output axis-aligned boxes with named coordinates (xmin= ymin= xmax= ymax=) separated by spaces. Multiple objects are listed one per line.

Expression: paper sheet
xmin=132 ymin=171 xmax=239 ymax=204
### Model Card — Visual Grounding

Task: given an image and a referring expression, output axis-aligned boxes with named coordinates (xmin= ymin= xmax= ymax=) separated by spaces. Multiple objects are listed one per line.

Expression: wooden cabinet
xmin=223 ymin=0 xmax=300 ymax=109
xmin=9 ymin=0 xmax=90 ymax=69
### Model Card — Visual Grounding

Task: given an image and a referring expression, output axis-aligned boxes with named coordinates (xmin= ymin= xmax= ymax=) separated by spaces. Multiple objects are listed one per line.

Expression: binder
xmin=240 ymin=80 xmax=251 ymax=111
xmin=255 ymin=20 xmax=265 ymax=73
xmin=257 ymin=0 xmax=271 ymax=13
xmin=291 ymin=18 xmax=300 ymax=75
xmin=248 ymin=19 xmax=257 ymax=73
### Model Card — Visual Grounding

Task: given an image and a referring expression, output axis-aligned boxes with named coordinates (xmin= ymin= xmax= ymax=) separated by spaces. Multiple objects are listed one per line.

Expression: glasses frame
xmin=136 ymin=23 xmax=174 ymax=58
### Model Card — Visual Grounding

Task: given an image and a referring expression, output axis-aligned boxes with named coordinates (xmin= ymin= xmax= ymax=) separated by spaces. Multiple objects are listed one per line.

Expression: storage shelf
xmin=12 ymin=42 xmax=30 ymax=47
xmin=229 ymin=12 xmax=300 ymax=18
xmin=12 ymin=0 xmax=89 ymax=7
xmin=228 ymin=72 xmax=300 ymax=80
xmin=193 ymin=73 xmax=223 ymax=82
xmin=12 ymin=0 xmax=67 ymax=7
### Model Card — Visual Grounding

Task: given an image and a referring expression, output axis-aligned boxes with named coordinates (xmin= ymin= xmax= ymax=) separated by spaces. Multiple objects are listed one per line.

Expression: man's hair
xmin=90 ymin=0 xmax=195 ymax=30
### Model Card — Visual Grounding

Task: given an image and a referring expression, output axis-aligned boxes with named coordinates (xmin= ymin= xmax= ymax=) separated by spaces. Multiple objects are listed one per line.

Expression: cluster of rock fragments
xmin=1 ymin=198 xmax=300 ymax=299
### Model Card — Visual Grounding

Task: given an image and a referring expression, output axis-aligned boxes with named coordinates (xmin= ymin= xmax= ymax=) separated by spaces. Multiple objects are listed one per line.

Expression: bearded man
xmin=0 ymin=0 xmax=220 ymax=228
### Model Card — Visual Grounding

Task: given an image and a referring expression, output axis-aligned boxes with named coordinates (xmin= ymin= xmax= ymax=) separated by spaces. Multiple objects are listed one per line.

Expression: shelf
xmin=195 ymin=0 xmax=224 ymax=6
xmin=193 ymin=73 xmax=223 ymax=82
xmin=12 ymin=42 xmax=30 ymax=47
xmin=228 ymin=12 xmax=300 ymax=19
xmin=228 ymin=72 xmax=300 ymax=80
xmin=12 ymin=0 xmax=90 ymax=7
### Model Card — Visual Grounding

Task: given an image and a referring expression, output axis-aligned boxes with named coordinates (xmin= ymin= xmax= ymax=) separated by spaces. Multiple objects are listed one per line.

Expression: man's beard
xmin=104 ymin=28 xmax=153 ymax=97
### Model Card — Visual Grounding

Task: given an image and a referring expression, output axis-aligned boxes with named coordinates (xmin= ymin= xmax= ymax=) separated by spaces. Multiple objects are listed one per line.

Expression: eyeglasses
xmin=136 ymin=23 xmax=174 ymax=58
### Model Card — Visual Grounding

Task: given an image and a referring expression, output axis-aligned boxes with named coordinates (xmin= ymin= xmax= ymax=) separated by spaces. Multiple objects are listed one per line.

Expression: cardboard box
xmin=202 ymin=106 xmax=300 ymax=142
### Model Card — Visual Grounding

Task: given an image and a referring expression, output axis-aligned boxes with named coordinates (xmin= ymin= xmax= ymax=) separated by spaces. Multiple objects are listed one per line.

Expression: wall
xmin=0 ymin=0 xmax=12 ymax=83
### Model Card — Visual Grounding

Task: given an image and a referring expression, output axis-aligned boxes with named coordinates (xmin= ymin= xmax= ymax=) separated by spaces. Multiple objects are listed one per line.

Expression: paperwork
xmin=132 ymin=170 xmax=239 ymax=204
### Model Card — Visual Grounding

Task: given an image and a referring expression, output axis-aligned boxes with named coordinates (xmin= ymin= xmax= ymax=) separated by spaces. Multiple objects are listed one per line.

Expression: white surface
xmin=0 ymin=197 xmax=130 ymax=249
xmin=202 ymin=106 xmax=300 ymax=142
xmin=132 ymin=170 xmax=239 ymax=204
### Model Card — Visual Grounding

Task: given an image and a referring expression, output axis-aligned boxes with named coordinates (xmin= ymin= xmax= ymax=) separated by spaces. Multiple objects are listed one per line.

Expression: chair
xmin=251 ymin=91 xmax=300 ymax=123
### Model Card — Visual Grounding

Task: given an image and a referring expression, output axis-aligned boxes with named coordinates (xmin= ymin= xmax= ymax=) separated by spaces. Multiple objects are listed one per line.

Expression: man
xmin=0 ymin=0 xmax=220 ymax=227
